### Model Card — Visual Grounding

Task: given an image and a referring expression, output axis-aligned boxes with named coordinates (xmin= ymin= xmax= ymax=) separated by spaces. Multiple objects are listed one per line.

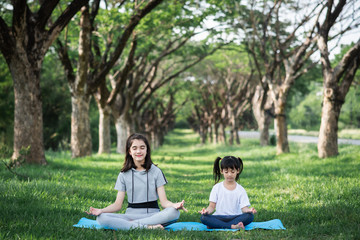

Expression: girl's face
xmin=221 ymin=168 xmax=239 ymax=183
xmin=129 ymin=139 xmax=147 ymax=165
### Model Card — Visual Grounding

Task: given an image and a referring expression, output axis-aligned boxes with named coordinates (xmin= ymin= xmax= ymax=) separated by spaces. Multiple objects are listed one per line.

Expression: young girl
xmin=199 ymin=156 xmax=256 ymax=229
xmin=86 ymin=133 xmax=187 ymax=230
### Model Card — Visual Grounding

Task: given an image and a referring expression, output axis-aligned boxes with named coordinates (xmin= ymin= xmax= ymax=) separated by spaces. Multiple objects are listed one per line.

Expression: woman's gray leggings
xmin=97 ymin=207 xmax=180 ymax=230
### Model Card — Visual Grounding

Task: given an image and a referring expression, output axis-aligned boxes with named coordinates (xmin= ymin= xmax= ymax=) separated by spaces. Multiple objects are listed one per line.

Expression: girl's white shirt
xmin=209 ymin=181 xmax=250 ymax=215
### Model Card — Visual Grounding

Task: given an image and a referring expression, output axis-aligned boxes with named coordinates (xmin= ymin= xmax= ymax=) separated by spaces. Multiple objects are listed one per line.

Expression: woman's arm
xmin=241 ymin=206 xmax=257 ymax=214
xmin=86 ymin=191 xmax=125 ymax=216
xmin=157 ymin=185 xmax=187 ymax=212
xmin=198 ymin=201 xmax=216 ymax=215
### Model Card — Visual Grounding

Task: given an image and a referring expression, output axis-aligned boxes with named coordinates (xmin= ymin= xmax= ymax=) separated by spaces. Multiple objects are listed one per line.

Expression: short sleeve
xmin=238 ymin=186 xmax=251 ymax=209
xmin=239 ymin=190 xmax=250 ymax=209
xmin=114 ymin=172 xmax=126 ymax=191
xmin=209 ymin=184 xmax=219 ymax=203
xmin=155 ymin=166 xmax=167 ymax=188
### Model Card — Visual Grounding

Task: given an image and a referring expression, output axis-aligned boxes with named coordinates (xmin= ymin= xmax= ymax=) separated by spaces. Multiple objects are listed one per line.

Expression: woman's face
xmin=129 ymin=139 xmax=147 ymax=165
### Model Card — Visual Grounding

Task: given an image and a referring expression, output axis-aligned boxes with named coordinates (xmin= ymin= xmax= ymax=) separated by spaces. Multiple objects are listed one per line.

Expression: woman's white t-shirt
xmin=209 ymin=181 xmax=251 ymax=215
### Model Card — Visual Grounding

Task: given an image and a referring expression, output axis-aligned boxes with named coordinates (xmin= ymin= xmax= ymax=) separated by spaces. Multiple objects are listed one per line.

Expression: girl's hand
xmin=174 ymin=200 xmax=188 ymax=212
xmin=85 ymin=207 xmax=102 ymax=216
xmin=198 ymin=208 xmax=209 ymax=215
xmin=241 ymin=206 xmax=257 ymax=214
xmin=248 ymin=207 xmax=257 ymax=214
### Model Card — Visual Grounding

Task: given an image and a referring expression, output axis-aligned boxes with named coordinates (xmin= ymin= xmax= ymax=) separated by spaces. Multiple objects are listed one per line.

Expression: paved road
xmin=239 ymin=131 xmax=360 ymax=146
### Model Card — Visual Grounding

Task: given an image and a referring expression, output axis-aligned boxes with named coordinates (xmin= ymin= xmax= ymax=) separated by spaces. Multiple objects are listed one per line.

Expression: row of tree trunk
xmin=242 ymin=0 xmax=360 ymax=157
xmin=1 ymin=1 xmax=359 ymax=164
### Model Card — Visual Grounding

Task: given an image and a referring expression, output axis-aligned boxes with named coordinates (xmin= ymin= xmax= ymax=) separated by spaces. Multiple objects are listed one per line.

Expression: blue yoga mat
xmin=164 ymin=219 xmax=286 ymax=231
xmin=73 ymin=217 xmax=286 ymax=231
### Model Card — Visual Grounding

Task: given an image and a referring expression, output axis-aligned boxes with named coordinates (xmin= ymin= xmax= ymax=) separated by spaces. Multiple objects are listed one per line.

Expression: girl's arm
xmin=241 ymin=206 xmax=257 ymax=214
xmin=157 ymin=185 xmax=188 ymax=212
xmin=86 ymin=191 xmax=125 ymax=216
xmin=198 ymin=201 xmax=216 ymax=215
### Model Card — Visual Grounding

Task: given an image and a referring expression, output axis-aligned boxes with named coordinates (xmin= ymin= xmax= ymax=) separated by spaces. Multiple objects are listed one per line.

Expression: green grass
xmin=1 ymin=129 xmax=360 ymax=239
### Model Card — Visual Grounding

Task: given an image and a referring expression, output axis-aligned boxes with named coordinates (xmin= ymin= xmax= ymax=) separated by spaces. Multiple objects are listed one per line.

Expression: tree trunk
xmin=115 ymin=114 xmax=130 ymax=154
xmin=213 ymin=122 xmax=219 ymax=144
xmin=1 ymin=1 xmax=88 ymax=164
xmin=252 ymin=86 xmax=272 ymax=146
xmin=71 ymin=95 xmax=92 ymax=158
xmin=318 ymin=88 xmax=341 ymax=158
xmin=98 ymin=104 xmax=111 ymax=154
xmin=229 ymin=112 xmax=235 ymax=145
xmin=235 ymin=126 xmax=240 ymax=144
xmin=151 ymin=130 xmax=160 ymax=149
xmin=229 ymin=120 xmax=240 ymax=145
xmin=11 ymin=60 xmax=47 ymax=164
xmin=316 ymin=24 xmax=360 ymax=158
xmin=220 ymin=123 xmax=227 ymax=144
xmin=274 ymin=102 xmax=289 ymax=154
xmin=199 ymin=124 xmax=207 ymax=144
xmin=70 ymin=5 xmax=93 ymax=158
xmin=207 ymin=121 xmax=213 ymax=144
xmin=259 ymin=116 xmax=272 ymax=146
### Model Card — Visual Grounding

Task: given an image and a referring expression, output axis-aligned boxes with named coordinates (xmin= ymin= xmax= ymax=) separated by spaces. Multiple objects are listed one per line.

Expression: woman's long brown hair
xmin=121 ymin=133 xmax=154 ymax=172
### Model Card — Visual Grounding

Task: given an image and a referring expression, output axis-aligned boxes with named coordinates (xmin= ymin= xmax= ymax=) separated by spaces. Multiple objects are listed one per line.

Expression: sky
xmin=192 ymin=0 xmax=360 ymax=60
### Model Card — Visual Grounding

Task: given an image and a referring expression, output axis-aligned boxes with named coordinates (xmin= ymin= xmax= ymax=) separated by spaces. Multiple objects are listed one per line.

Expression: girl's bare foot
xmin=231 ymin=222 xmax=245 ymax=230
xmin=147 ymin=224 xmax=164 ymax=230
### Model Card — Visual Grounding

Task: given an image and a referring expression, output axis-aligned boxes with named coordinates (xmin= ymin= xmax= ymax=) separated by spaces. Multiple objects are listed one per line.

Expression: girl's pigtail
xmin=235 ymin=157 xmax=244 ymax=182
xmin=213 ymin=157 xmax=222 ymax=184
xmin=237 ymin=157 xmax=244 ymax=175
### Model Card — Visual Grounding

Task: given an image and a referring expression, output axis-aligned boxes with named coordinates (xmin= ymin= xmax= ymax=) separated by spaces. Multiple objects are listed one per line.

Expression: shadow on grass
xmin=2 ymin=129 xmax=359 ymax=239
xmin=163 ymin=129 xmax=201 ymax=148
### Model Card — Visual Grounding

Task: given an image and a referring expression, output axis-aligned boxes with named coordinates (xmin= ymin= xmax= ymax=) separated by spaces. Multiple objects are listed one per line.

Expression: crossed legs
xmin=200 ymin=213 xmax=254 ymax=229
xmin=97 ymin=207 xmax=180 ymax=230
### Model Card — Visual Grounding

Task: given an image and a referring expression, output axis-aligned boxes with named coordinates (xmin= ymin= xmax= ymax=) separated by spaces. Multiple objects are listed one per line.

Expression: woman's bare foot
xmin=231 ymin=222 xmax=245 ymax=230
xmin=147 ymin=224 xmax=164 ymax=230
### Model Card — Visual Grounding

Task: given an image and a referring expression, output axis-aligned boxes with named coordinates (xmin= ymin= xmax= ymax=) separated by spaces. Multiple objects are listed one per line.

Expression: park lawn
xmin=1 ymin=129 xmax=359 ymax=240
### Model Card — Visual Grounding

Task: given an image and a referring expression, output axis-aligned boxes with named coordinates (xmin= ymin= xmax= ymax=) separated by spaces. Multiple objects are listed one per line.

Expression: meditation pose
xmin=86 ymin=133 xmax=187 ymax=230
xmin=199 ymin=156 xmax=257 ymax=229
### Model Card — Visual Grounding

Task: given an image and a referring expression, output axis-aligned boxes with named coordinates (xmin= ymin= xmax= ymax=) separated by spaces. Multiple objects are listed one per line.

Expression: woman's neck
xmin=134 ymin=161 xmax=146 ymax=171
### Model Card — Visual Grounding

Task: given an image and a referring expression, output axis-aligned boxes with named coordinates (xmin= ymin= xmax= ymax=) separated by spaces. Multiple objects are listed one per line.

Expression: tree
xmin=57 ymin=0 xmax=164 ymax=157
xmin=0 ymin=0 xmax=89 ymax=164
xmin=316 ymin=0 xmax=360 ymax=158
xmin=244 ymin=0 xmax=321 ymax=154
xmin=139 ymin=83 xmax=186 ymax=148
xmin=103 ymin=1 xmax=224 ymax=153
xmin=186 ymin=45 xmax=256 ymax=144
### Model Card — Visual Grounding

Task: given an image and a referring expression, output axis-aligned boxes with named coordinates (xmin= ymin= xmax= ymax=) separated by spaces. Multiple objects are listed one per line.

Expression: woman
xmin=86 ymin=133 xmax=187 ymax=229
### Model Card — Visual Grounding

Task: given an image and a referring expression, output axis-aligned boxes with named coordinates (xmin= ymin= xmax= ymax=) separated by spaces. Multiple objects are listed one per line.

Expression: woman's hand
xmin=85 ymin=207 xmax=102 ymax=216
xmin=174 ymin=200 xmax=188 ymax=212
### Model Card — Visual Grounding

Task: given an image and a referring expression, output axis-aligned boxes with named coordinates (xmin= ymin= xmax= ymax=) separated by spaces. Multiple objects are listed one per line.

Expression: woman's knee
xmin=96 ymin=213 xmax=111 ymax=225
xmin=165 ymin=207 xmax=180 ymax=220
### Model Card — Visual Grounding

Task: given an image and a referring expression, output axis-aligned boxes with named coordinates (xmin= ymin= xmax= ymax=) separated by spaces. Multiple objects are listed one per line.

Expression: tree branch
xmin=47 ymin=0 xmax=89 ymax=48
xmin=334 ymin=39 xmax=360 ymax=81
xmin=92 ymin=0 xmax=163 ymax=87
xmin=37 ymin=1 xmax=60 ymax=30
